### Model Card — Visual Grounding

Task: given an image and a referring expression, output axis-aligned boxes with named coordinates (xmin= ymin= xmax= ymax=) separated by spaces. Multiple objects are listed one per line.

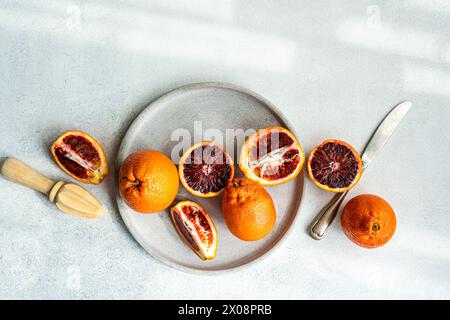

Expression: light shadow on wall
xmin=0 ymin=0 xmax=297 ymax=73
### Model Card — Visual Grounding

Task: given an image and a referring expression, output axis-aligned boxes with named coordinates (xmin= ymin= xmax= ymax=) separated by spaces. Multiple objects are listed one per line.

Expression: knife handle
xmin=309 ymin=191 xmax=348 ymax=240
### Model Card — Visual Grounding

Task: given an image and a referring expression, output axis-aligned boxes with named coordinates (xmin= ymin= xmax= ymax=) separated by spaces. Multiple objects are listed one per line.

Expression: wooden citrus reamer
xmin=1 ymin=158 xmax=103 ymax=218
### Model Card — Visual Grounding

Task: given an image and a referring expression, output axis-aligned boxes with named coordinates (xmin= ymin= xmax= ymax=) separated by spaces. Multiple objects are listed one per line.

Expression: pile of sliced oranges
xmin=51 ymin=125 xmax=394 ymax=261
xmin=168 ymin=126 xmax=306 ymax=259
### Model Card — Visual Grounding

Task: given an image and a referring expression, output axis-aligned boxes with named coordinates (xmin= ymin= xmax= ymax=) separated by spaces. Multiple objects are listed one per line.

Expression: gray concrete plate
xmin=116 ymin=82 xmax=305 ymax=273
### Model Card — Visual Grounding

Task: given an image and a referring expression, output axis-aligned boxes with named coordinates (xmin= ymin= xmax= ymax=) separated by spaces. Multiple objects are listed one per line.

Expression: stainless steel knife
xmin=309 ymin=101 xmax=412 ymax=240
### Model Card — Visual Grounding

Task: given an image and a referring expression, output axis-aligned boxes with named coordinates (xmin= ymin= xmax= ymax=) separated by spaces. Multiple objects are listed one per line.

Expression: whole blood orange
xmin=179 ymin=141 xmax=234 ymax=197
xmin=308 ymin=139 xmax=362 ymax=192
xmin=119 ymin=150 xmax=179 ymax=213
xmin=51 ymin=130 xmax=108 ymax=184
xmin=222 ymin=178 xmax=276 ymax=241
xmin=170 ymin=200 xmax=218 ymax=260
xmin=341 ymin=194 xmax=396 ymax=249
xmin=239 ymin=126 xmax=305 ymax=186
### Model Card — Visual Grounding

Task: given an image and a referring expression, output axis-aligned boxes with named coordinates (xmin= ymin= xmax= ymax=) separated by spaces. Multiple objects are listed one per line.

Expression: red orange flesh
xmin=51 ymin=130 xmax=108 ymax=184
xmin=239 ymin=126 xmax=305 ymax=186
xmin=307 ymin=139 xmax=362 ymax=192
xmin=170 ymin=200 xmax=218 ymax=260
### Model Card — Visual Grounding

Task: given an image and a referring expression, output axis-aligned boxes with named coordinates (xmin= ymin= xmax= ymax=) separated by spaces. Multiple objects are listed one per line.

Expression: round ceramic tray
xmin=116 ymin=82 xmax=304 ymax=273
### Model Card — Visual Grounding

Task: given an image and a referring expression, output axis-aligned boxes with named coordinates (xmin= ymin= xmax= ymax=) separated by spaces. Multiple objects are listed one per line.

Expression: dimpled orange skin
xmin=222 ymin=178 xmax=276 ymax=241
xmin=341 ymin=194 xmax=396 ymax=249
xmin=119 ymin=150 xmax=179 ymax=213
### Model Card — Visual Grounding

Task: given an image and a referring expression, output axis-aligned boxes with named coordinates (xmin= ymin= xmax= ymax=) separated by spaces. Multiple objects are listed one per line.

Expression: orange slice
xmin=307 ymin=139 xmax=362 ymax=192
xmin=170 ymin=200 xmax=218 ymax=260
xmin=51 ymin=130 xmax=108 ymax=184
xmin=239 ymin=126 xmax=305 ymax=186
xmin=179 ymin=141 xmax=234 ymax=197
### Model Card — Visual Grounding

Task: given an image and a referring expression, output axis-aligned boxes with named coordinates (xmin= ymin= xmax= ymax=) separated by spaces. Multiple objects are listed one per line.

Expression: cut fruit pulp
xmin=307 ymin=139 xmax=362 ymax=192
xmin=239 ymin=126 xmax=305 ymax=186
xmin=51 ymin=130 xmax=108 ymax=184
xmin=179 ymin=141 xmax=234 ymax=197
xmin=170 ymin=200 xmax=218 ymax=260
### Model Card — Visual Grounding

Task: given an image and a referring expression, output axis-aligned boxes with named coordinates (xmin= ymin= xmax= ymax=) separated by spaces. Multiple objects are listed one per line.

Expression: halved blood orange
xmin=51 ymin=130 xmax=108 ymax=184
xmin=179 ymin=141 xmax=234 ymax=197
xmin=307 ymin=139 xmax=362 ymax=192
xmin=239 ymin=126 xmax=305 ymax=186
xmin=170 ymin=200 xmax=218 ymax=260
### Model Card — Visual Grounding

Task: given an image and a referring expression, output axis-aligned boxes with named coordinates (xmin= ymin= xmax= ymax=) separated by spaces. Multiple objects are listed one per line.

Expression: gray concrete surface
xmin=0 ymin=0 xmax=449 ymax=299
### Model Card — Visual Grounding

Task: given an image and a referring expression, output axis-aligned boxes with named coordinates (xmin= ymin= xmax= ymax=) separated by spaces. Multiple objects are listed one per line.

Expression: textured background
xmin=1 ymin=0 xmax=449 ymax=299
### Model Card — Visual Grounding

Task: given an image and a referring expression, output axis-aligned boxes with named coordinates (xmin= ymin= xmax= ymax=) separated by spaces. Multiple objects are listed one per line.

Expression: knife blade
xmin=361 ymin=101 xmax=412 ymax=168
